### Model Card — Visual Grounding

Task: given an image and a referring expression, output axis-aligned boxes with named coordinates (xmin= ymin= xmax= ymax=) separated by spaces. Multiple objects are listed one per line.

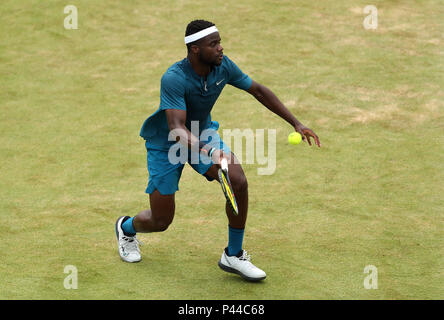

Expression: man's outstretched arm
xmin=246 ymin=80 xmax=321 ymax=147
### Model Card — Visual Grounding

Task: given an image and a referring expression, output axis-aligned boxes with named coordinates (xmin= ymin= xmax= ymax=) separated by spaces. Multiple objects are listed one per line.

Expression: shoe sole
xmin=218 ymin=260 xmax=266 ymax=282
xmin=115 ymin=216 xmax=141 ymax=263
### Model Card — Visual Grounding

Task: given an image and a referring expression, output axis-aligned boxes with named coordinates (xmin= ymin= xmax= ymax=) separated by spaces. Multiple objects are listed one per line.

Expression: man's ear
xmin=190 ymin=44 xmax=200 ymax=54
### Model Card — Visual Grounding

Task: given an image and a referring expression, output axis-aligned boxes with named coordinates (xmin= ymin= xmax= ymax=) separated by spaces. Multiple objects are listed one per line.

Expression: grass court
xmin=0 ymin=0 xmax=443 ymax=299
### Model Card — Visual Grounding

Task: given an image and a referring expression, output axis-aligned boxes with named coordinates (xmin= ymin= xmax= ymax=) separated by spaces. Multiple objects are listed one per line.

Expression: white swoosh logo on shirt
xmin=216 ymin=79 xmax=225 ymax=86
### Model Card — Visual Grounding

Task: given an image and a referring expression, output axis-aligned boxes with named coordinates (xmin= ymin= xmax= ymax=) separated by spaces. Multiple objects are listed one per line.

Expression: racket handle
xmin=221 ymin=157 xmax=228 ymax=172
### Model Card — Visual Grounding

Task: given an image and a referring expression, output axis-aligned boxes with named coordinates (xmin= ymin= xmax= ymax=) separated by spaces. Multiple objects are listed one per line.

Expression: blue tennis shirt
xmin=140 ymin=55 xmax=252 ymax=150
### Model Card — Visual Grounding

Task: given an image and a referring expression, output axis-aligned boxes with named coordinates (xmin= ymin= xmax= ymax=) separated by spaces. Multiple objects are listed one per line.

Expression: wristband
xmin=198 ymin=141 xmax=214 ymax=155
xmin=208 ymin=147 xmax=216 ymax=158
xmin=198 ymin=141 xmax=209 ymax=151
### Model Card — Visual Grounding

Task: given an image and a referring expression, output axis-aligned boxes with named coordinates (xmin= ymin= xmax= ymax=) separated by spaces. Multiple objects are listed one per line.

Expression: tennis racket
xmin=218 ymin=158 xmax=239 ymax=215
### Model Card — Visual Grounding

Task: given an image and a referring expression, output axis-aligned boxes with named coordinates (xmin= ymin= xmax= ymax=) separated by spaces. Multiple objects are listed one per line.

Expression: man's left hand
xmin=295 ymin=125 xmax=321 ymax=147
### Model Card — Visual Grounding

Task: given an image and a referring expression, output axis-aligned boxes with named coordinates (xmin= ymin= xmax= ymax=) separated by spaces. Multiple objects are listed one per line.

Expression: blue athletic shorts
xmin=145 ymin=123 xmax=231 ymax=195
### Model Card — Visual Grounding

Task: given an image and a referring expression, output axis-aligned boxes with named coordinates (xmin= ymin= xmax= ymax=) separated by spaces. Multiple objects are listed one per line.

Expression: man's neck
xmin=187 ymin=54 xmax=211 ymax=78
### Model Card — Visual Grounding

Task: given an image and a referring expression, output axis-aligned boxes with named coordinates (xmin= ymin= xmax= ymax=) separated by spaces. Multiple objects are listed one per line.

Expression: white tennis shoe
xmin=115 ymin=216 xmax=141 ymax=263
xmin=218 ymin=248 xmax=266 ymax=282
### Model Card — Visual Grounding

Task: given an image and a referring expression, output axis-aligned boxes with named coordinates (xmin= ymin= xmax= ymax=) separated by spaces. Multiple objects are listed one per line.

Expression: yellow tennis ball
xmin=288 ymin=132 xmax=302 ymax=145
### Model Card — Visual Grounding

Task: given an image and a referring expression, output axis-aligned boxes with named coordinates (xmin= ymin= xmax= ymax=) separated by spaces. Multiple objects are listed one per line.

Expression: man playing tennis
xmin=115 ymin=19 xmax=320 ymax=282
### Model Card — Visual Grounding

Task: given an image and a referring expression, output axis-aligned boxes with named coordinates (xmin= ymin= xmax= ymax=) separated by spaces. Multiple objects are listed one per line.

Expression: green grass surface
xmin=1 ymin=0 xmax=443 ymax=299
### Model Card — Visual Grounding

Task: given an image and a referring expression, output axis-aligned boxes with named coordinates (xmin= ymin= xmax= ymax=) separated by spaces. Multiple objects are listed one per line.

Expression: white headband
xmin=184 ymin=26 xmax=219 ymax=44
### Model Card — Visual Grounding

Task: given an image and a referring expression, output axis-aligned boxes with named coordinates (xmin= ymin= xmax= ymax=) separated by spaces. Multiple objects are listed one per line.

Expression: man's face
xmin=194 ymin=32 xmax=224 ymax=66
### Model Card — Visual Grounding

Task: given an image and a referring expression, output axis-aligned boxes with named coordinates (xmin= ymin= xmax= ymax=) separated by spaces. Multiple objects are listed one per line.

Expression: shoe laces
xmin=239 ymin=250 xmax=251 ymax=262
xmin=121 ymin=235 xmax=142 ymax=250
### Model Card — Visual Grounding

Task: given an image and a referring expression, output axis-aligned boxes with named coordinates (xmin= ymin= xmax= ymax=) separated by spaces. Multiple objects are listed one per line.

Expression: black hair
xmin=185 ymin=19 xmax=215 ymax=52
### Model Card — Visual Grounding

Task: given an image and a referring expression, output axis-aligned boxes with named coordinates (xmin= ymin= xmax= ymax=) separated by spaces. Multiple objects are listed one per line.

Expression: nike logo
xmin=216 ymin=79 xmax=224 ymax=86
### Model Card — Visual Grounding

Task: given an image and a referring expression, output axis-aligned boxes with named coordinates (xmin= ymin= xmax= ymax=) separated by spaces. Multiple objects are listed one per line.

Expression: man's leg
xmin=205 ymin=157 xmax=248 ymax=256
xmin=204 ymin=155 xmax=266 ymax=281
xmin=116 ymin=140 xmax=184 ymax=262
xmin=116 ymin=190 xmax=176 ymax=263
xmin=132 ymin=189 xmax=176 ymax=233
xmin=120 ymin=187 xmax=177 ymax=237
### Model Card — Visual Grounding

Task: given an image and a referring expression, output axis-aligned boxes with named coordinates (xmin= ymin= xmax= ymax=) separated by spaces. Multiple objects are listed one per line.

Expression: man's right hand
xmin=210 ymin=148 xmax=232 ymax=169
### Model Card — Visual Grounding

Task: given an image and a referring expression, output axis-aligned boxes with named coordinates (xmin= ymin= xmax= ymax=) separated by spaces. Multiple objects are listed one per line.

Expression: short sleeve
xmin=225 ymin=56 xmax=252 ymax=91
xmin=159 ymin=70 xmax=187 ymax=110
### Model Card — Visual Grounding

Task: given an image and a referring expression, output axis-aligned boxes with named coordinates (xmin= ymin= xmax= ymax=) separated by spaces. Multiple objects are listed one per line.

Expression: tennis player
xmin=115 ymin=20 xmax=320 ymax=282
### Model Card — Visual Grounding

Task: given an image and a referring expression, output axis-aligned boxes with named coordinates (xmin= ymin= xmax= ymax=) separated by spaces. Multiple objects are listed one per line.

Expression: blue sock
xmin=122 ymin=217 xmax=136 ymax=236
xmin=227 ymin=225 xmax=244 ymax=256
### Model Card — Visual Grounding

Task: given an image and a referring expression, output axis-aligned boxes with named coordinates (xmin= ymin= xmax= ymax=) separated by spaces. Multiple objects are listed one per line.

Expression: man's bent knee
xmin=154 ymin=217 xmax=173 ymax=232
xmin=149 ymin=189 xmax=175 ymax=232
